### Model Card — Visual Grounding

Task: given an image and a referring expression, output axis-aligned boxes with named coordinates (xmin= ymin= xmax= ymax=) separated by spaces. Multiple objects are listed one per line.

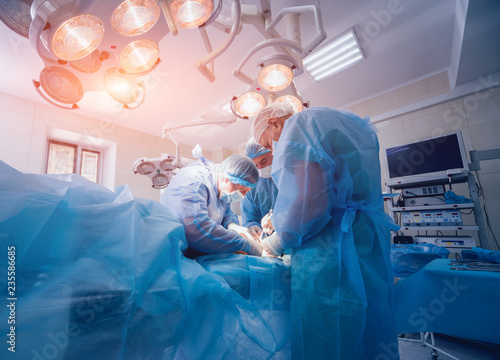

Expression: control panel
xmin=402 ymin=210 xmax=463 ymax=226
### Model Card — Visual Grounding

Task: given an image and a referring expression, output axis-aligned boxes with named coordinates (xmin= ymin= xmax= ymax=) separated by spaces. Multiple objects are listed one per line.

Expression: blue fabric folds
xmin=391 ymin=243 xmax=450 ymax=278
xmin=461 ymin=247 xmax=500 ymax=263
xmin=0 ymin=161 xmax=290 ymax=360
xmin=240 ymin=177 xmax=278 ymax=228
xmin=269 ymin=107 xmax=400 ymax=360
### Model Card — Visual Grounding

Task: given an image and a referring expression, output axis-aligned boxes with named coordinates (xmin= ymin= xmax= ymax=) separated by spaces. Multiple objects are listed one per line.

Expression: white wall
xmin=0 ymin=91 xmax=197 ymax=202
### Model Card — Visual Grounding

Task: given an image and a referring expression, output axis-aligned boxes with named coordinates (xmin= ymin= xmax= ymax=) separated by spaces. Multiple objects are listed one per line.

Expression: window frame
xmin=45 ymin=139 xmax=103 ymax=184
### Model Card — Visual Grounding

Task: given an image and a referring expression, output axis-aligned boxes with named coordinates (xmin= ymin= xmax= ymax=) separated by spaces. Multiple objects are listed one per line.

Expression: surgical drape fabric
xmin=240 ymin=177 xmax=278 ymax=228
xmin=270 ymin=107 xmax=400 ymax=360
xmin=0 ymin=161 xmax=290 ymax=360
xmin=160 ymin=159 xmax=249 ymax=256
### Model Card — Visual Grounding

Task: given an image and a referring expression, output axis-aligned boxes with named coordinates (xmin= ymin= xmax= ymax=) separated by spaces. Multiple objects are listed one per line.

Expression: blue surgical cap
xmin=220 ymin=155 xmax=259 ymax=188
xmin=245 ymin=138 xmax=270 ymax=159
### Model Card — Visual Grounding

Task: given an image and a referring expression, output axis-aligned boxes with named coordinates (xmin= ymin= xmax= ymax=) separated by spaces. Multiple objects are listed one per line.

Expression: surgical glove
xmin=262 ymin=232 xmax=284 ymax=257
xmin=227 ymin=223 xmax=253 ymax=241
xmin=261 ymin=212 xmax=274 ymax=235
xmin=245 ymin=239 xmax=263 ymax=256
xmin=248 ymin=225 xmax=262 ymax=241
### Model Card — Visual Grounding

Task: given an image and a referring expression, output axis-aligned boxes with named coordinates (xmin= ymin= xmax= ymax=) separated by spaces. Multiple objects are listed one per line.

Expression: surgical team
xmin=160 ymin=104 xmax=400 ymax=359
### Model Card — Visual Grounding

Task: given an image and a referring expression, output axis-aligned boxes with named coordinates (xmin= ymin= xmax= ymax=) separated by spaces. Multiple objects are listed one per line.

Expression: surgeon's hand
xmin=262 ymin=233 xmax=284 ymax=257
xmin=245 ymin=238 xmax=263 ymax=256
xmin=248 ymin=225 xmax=262 ymax=241
xmin=261 ymin=212 xmax=274 ymax=235
xmin=227 ymin=223 xmax=254 ymax=241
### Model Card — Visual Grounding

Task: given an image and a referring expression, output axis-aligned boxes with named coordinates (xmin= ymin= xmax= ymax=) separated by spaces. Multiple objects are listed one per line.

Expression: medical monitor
xmin=384 ymin=131 xmax=469 ymax=188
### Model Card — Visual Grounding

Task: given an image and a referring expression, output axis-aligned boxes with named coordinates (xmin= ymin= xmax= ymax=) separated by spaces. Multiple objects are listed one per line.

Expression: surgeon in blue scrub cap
xmin=253 ymin=104 xmax=400 ymax=360
xmin=240 ymin=138 xmax=278 ymax=241
xmin=161 ymin=154 xmax=262 ymax=258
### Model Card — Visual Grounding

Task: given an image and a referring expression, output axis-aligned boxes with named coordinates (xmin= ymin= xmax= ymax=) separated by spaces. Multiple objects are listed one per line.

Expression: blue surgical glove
xmin=262 ymin=232 xmax=285 ymax=257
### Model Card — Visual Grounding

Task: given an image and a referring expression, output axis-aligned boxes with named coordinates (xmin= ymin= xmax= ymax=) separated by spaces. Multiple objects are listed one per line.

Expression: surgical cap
xmin=220 ymin=154 xmax=259 ymax=188
xmin=244 ymin=138 xmax=270 ymax=159
xmin=252 ymin=102 xmax=295 ymax=143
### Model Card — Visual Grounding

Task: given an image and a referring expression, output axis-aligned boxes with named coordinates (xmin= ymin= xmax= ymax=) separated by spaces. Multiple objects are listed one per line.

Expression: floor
xmin=398 ymin=333 xmax=500 ymax=360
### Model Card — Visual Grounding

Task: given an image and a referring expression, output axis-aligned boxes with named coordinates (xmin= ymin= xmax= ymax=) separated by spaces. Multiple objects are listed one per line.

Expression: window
xmin=46 ymin=140 xmax=101 ymax=183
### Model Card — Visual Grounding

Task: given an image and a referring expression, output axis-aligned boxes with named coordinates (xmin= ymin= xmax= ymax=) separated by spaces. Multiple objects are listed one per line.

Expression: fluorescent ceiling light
xmin=304 ymin=29 xmax=363 ymax=82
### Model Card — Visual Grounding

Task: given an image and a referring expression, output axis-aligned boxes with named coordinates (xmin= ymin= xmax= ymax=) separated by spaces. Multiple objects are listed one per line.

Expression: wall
xmin=0 ymin=91 xmax=196 ymax=202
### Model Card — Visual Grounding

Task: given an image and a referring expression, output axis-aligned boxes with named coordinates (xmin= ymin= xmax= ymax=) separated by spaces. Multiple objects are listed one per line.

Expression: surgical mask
xmin=258 ymin=165 xmax=272 ymax=178
xmin=220 ymin=189 xmax=245 ymax=203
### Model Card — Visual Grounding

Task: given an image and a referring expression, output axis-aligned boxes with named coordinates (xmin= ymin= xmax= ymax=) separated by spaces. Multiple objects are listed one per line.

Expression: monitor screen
xmin=385 ymin=132 xmax=467 ymax=185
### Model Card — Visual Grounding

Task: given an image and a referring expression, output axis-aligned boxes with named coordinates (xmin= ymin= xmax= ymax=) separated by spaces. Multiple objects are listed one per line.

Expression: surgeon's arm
xmin=172 ymin=183 xmax=255 ymax=254
xmin=271 ymin=159 xmax=331 ymax=250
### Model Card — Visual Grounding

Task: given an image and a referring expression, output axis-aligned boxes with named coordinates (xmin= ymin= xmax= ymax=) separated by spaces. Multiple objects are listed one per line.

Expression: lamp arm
xmin=195 ymin=0 xmax=241 ymax=83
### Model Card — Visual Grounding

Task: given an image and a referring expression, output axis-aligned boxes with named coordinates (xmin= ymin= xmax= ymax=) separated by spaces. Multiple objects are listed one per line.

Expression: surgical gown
xmin=240 ymin=177 xmax=278 ymax=228
xmin=161 ymin=158 xmax=249 ymax=258
xmin=270 ymin=107 xmax=400 ymax=360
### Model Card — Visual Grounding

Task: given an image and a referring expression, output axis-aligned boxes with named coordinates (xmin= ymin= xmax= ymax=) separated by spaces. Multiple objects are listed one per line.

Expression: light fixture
xmin=69 ymin=49 xmax=102 ymax=73
xmin=103 ymin=68 xmax=140 ymax=104
xmin=235 ymin=91 xmax=266 ymax=118
xmin=303 ymin=29 xmax=364 ymax=82
xmin=51 ymin=14 xmax=105 ymax=61
xmin=275 ymin=95 xmax=303 ymax=113
xmin=258 ymin=63 xmax=293 ymax=92
xmin=35 ymin=66 xmax=84 ymax=105
xmin=111 ymin=0 xmax=161 ymax=36
xmin=133 ymin=156 xmax=183 ymax=189
xmin=120 ymin=39 xmax=159 ymax=73
xmin=170 ymin=0 xmax=213 ymax=29
xmin=0 ymin=0 xmax=33 ymax=38
xmin=257 ymin=54 xmax=299 ymax=92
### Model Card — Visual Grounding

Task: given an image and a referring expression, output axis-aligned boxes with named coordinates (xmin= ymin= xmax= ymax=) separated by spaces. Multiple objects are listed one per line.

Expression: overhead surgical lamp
xmin=133 ymin=155 xmax=181 ymax=189
xmin=257 ymin=54 xmax=299 ymax=92
xmin=234 ymin=91 xmax=266 ymax=118
xmin=274 ymin=95 xmax=303 ymax=113
xmin=33 ymin=66 xmax=84 ymax=108
xmin=169 ymin=0 xmax=213 ymax=29
xmin=111 ymin=0 xmax=160 ymax=36
xmin=120 ymin=39 xmax=159 ymax=73
xmin=0 ymin=0 xmax=33 ymax=38
xmin=103 ymin=68 xmax=146 ymax=109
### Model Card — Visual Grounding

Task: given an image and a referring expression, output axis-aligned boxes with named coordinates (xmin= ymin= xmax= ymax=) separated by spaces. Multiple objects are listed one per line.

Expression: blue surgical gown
xmin=270 ymin=107 xmax=400 ymax=360
xmin=240 ymin=177 xmax=278 ymax=228
xmin=161 ymin=159 xmax=249 ymax=257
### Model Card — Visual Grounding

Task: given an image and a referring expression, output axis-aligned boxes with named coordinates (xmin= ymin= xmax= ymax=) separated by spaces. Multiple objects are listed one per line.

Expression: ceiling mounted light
xmin=258 ymin=63 xmax=293 ymax=92
xmin=235 ymin=92 xmax=266 ymax=117
xmin=120 ymin=39 xmax=159 ymax=73
xmin=275 ymin=95 xmax=303 ymax=113
xmin=112 ymin=0 xmax=160 ymax=36
xmin=51 ymin=14 xmax=104 ymax=61
xmin=160 ymin=157 xmax=176 ymax=171
xmin=304 ymin=29 xmax=364 ymax=82
xmin=134 ymin=160 xmax=156 ymax=175
xmin=152 ymin=173 xmax=170 ymax=189
xmin=38 ymin=66 xmax=84 ymax=104
xmin=69 ymin=49 xmax=102 ymax=73
xmin=170 ymin=0 xmax=213 ymax=29
xmin=104 ymin=68 xmax=140 ymax=104
xmin=0 ymin=0 xmax=33 ymax=38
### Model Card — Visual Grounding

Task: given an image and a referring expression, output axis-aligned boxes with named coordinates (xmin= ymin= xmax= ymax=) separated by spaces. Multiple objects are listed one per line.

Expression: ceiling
xmin=0 ymin=0 xmax=499 ymax=151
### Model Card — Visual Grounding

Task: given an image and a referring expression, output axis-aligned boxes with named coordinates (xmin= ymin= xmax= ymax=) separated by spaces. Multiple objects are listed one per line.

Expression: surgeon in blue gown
xmin=240 ymin=138 xmax=278 ymax=240
xmin=253 ymin=103 xmax=400 ymax=360
xmin=161 ymin=154 xmax=263 ymax=258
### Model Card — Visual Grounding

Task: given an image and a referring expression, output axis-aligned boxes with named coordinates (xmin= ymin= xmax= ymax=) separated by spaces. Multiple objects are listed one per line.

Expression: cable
xmin=474 ymin=171 xmax=499 ymax=249
xmin=460 ymin=209 xmax=474 ymax=215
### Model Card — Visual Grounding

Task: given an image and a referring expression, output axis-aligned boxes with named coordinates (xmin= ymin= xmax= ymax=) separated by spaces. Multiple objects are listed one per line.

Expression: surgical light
xmin=104 ymin=68 xmax=140 ymax=104
xmin=135 ymin=161 xmax=156 ymax=175
xmin=170 ymin=0 xmax=213 ymax=28
xmin=303 ymin=29 xmax=363 ymax=82
xmin=38 ymin=66 xmax=84 ymax=104
xmin=51 ymin=14 xmax=104 ymax=61
xmin=235 ymin=92 xmax=265 ymax=117
xmin=275 ymin=95 xmax=303 ymax=113
xmin=69 ymin=49 xmax=101 ymax=73
xmin=258 ymin=63 xmax=293 ymax=92
xmin=111 ymin=0 xmax=160 ymax=36
xmin=120 ymin=39 xmax=159 ymax=73
xmin=0 ymin=0 xmax=32 ymax=38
